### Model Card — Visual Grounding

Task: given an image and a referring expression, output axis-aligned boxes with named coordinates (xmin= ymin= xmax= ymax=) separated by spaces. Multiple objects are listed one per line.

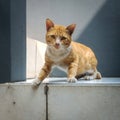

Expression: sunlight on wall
xmin=26 ymin=37 xmax=46 ymax=78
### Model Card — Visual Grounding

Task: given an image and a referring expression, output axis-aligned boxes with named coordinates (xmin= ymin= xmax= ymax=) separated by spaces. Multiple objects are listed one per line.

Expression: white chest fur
xmin=46 ymin=46 xmax=71 ymax=63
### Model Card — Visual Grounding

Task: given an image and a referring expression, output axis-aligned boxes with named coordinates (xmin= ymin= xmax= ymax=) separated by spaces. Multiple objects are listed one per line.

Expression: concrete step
xmin=0 ymin=78 xmax=120 ymax=120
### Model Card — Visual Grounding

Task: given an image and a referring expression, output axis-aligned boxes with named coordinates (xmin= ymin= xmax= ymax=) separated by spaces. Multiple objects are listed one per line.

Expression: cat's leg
xmin=67 ymin=77 xmax=77 ymax=83
xmin=67 ymin=63 xmax=78 ymax=83
xmin=32 ymin=63 xmax=52 ymax=86
xmin=84 ymin=69 xmax=102 ymax=80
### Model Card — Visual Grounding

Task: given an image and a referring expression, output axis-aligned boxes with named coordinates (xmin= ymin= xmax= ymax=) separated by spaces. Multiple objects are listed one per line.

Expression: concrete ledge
xmin=0 ymin=83 xmax=46 ymax=120
xmin=46 ymin=78 xmax=120 ymax=120
xmin=45 ymin=77 xmax=120 ymax=86
xmin=0 ymin=78 xmax=120 ymax=120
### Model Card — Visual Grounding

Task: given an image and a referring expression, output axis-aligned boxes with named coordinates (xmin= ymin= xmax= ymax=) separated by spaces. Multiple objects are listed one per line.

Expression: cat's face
xmin=46 ymin=19 xmax=76 ymax=50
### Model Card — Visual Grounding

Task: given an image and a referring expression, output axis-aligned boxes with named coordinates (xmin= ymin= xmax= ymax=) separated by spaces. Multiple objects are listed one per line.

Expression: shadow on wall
xmin=76 ymin=0 xmax=120 ymax=77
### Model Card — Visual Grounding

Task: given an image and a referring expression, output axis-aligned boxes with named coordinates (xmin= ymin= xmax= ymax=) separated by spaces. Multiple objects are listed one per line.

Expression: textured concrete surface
xmin=0 ymin=78 xmax=120 ymax=120
xmin=0 ymin=83 xmax=46 ymax=120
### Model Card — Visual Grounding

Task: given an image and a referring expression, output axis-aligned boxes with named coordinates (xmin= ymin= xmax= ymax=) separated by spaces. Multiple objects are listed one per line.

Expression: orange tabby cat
xmin=33 ymin=18 xmax=101 ymax=86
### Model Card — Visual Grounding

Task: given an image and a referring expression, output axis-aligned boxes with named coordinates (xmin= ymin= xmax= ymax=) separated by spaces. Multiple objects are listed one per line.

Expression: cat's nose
xmin=55 ymin=43 xmax=60 ymax=46
xmin=55 ymin=43 xmax=60 ymax=49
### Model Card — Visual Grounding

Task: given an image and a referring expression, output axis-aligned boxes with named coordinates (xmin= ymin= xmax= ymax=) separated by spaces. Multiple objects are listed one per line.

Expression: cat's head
xmin=45 ymin=18 xmax=76 ymax=50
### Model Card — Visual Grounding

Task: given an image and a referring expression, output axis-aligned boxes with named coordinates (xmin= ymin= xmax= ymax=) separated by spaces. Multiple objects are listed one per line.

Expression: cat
xmin=33 ymin=18 xmax=102 ymax=86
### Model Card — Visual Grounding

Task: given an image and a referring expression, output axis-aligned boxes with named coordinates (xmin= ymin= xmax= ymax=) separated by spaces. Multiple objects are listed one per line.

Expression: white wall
xmin=26 ymin=37 xmax=46 ymax=78
xmin=27 ymin=0 xmax=107 ymax=42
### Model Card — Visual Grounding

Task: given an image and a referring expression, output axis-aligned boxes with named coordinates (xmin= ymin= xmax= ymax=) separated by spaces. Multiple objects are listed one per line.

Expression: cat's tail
xmin=95 ymin=71 xmax=102 ymax=79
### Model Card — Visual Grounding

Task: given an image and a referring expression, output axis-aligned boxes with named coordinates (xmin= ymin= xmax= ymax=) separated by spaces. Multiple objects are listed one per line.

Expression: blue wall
xmin=0 ymin=0 xmax=11 ymax=83
xmin=0 ymin=0 xmax=26 ymax=83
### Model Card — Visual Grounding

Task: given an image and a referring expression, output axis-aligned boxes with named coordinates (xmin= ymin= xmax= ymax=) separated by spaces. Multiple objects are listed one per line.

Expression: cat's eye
xmin=61 ymin=36 xmax=66 ymax=40
xmin=50 ymin=35 xmax=56 ymax=39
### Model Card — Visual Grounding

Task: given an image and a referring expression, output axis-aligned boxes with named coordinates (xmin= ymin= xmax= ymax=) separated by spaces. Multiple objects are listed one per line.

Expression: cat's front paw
xmin=32 ymin=78 xmax=42 ymax=87
xmin=67 ymin=77 xmax=77 ymax=83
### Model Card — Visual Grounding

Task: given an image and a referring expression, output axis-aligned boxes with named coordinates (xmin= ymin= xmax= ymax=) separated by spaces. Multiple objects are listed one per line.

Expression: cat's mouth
xmin=54 ymin=44 xmax=60 ymax=49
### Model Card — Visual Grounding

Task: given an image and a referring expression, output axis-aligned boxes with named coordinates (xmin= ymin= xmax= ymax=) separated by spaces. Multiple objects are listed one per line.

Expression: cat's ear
xmin=46 ymin=18 xmax=54 ymax=31
xmin=66 ymin=24 xmax=76 ymax=35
